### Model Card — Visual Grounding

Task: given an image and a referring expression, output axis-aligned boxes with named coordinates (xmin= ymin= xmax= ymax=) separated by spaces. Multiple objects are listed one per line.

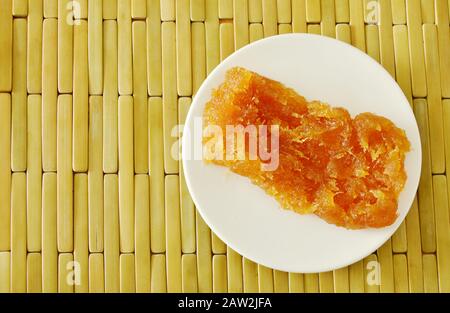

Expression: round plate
xmin=182 ymin=34 xmax=422 ymax=273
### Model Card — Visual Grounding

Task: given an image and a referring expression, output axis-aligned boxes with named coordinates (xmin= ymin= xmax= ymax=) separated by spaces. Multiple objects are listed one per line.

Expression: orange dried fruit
xmin=203 ymin=67 xmax=410 ymax=229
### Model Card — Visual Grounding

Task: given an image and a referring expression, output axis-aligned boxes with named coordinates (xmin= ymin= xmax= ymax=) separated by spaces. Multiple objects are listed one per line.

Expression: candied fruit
xmin=202 ymin=67 xmax=411 ymax=229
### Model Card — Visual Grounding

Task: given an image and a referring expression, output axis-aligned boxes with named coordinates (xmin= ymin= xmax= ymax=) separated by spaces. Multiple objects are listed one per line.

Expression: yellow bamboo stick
xmin=74 ymin=174 xmax=89 ymax=293
xmin=349 ymin=0 xmax=365 ymax=51
xmin=73 ymin=20 xmax=89 ymax=173
xmin=191 ymin=0 xmax=205 ymax=21
xmin=292 ymin=0 xmax=306 ymax=33
xmin=104 ymin=174 xmax=120 ymax=293
xmin=196 ymin=210 xmax=213 ymax=292
xmin=445 ymin=100 xmax=450 ymax=175
xmin=334 ymin=267 xmax=349 ymax=293
xmin=161 ymin=0 xmax=175 ymax=21
xmin=392 ymin=221 xmax=407 ymax=253
xmin=249 ymin=23 xmax=264 ymax=42
xmin=42 ymin=173 xmax=58 ymax=293
xmin=182 ymin=254 xmax=199 ymax=292
xmin=0 ymin=94 xmax=11 ymax=251
xmin=166 ymin=175 xmax=182 ymax=292
xmin=11 ymin=19 xmax=27 ymax=172
xmin=406 ymin=197 xmax=424 ymax=292
xmin=364 ymin=254 xmax=380 ymax=293
xmin=423 ymin=254 xmax=438 ymax=292
xmin=11 ymin=173 xmax=26 ymax=293
xmin=118 ymin=0 xmax=133 ymax=95
xmin=227 ymin=247 xmax=243 ymax=293
xmin=278 ymin=23 xmax=292 ymax=34
xmin=27 ymin=95 xmax=42 ymax=253
xmin=205 ymin=0 xmax=220 ymax=74
xmin=77 ymin=0 xmax=88 ymax=19
xmin=219 ymin=23 xmax=233 ymax=60
xmin=0 ymin=0 xmax=12 ymax=92
xmin=276 ymin=0 xmax=291 ymax=23
xmin=304 ymin=273 xmax=319 ymax=293
xmin=249 ymin=0 xmax=262 ymax=23
xmin=274 ymin=270 xmax=289 ymax=293
xmin=258 ymin=265 xmax=274 ymax=292
xmin=288 ymin=273 xmax=305 ymax=293
xmin=147 ymin=0 xmax=162 ymax=96
xmin=13 ymin=0 xmax=27 ymax=17
xmin=42 ymin=18 xmax=57 ymax=172
xmin=44 ymin=0 xmax=57 ymax=18
xmin=151 ymin=254 xmax=167 ymax=292
xmin=436 ymin=0 xmax=450 ymax=98
xmin=11 ymin=93 xmax=26 ymax=172
xmin=243 ymin=258 xmax=258 ymax=292
xmin=177 ymin=0 xmax=192 ymax=96
xmin=27 ymin=0 xmax=42 ymax=94
xmin=391 ymin=0 xmax=406 ymax=24
xmin=319 ymin=271 xmax=334 ymax=293
xmin=192 ymin=22 xmax=206 ymax=95
xmin=103 ymin=20 xmax=118 ymax=174
xmin=132 ymin=0 xmax=147 ymax=19
xmin=219 ymin=0 xmax=233 ymax=18
xmin=103 ymin=0 xmax=117 ymax=19
xmin=213 ymin=255 xmax=228 ymax=292
xmin=120 ymin=254 xmax=136 ymax=293
xmin=88 ymin=0 xmax=103 ymax=95
xmin=210 ymin=24 xmax=234 ymax=256
xmin=393 ymin=224 xmax=411 ymax=262
xmin=423 ymin=24 xmax=445 ymax=174
xmin=57 ymin=95 xmax=73 ymax=253
xmin=307 ymin=24 xmax=321 ymax=35
xmin=336 ymin=24 xmax=351 ymax=43
xmin=433 ymin=176 xmax=450 ymax=292
xmin=420 ymin=0 xmax=434 ymax=23
xmin=320 ymin=0 xmax=335 ymax=38
xmin=363 ymin=0 xmax=374 ymax=23
xmin=162 ymin=22 xmax=179 ymax=174
xmin=414 ymin=99 xmax=436 ymax=253
xmin=349 ymin=260 xmax=364 ymax=292
xmin=149 ymin=97 xmax=165 ymax=253
xmin=211 ymin=234 xmax=226 ymax=255
xmin=393 ymin=25 xmax=413 ymax=105
xmin=377 ymin=240 xmax=394 ymax=292
xmin=132 ymin=21 xmax=149 ymax=174
xmin=89 ymin=254 xmax=105 ymax=293
xmin=234 ymin=0 xmax=249 ymax=50
xmin=88 ymin=96 xmax=104 ymax=253
xmin=118 ymin=96 xmax=135 ymax=253
xmin=58 ymin=253 xmax=74 ymax=293
xmin=0 ymin=252 xmax=10 ymax=292
xmin=306 ymin=0 xmax=321 ymax=22
xmin=406 ymin=0 xmax=427 ymax=97
xmin=27 ymin=253 xmax=42 ymax=293
xmin=135 ymin=174 xmax=151 ymax=293
xmin=262 ymin=0 xmax=277 ymax=36
xmin=393 ymin=254 xmax=409 ymax=292
xmin=365 ymin=25 xmax=380 ymax=61
xmin=58 ymin=0 xmax=73 ymax=93
xmin=378 ymin=0 xmax=395 ymax=77
xmin=335 ymin=0 xmax=349 ymax=23
xmin=179 ymin=98 xmax=196 ymax=254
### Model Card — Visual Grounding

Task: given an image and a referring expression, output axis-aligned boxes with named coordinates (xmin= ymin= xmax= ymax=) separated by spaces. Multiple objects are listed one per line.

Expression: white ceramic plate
xmin=182 ymin=34 xmax=422 ymax=273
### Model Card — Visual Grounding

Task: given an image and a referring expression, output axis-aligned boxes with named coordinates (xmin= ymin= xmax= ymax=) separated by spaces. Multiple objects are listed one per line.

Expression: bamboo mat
xmin=0 ymin=0 xmax=449 ymax=294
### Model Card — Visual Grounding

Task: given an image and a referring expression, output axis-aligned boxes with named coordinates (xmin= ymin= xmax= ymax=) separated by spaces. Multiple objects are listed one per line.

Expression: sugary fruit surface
xmin=203 ymin=67 xmax=410 ymax=229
